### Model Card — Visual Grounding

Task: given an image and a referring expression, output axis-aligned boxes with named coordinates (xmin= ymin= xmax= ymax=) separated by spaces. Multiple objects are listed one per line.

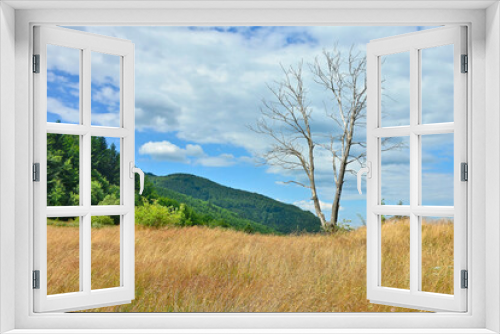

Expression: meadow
xmin=46 ymin=218 xmax=453 ymax=312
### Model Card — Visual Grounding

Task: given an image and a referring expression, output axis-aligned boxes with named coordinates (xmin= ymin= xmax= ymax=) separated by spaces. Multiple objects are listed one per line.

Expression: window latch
xmin=357 ymin=162 xmax=372 ymax=195
xmin=129 ymin=162 xmax=144 ymax=195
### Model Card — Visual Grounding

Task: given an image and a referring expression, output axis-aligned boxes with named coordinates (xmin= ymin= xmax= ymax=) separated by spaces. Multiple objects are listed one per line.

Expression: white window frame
xmin=1 ymin=1 xmax=499 ymax=333
xmin=33 ymin=25 xmax=136 ymax=313
xmin=365 ymin=26 xmax=468 ymax=312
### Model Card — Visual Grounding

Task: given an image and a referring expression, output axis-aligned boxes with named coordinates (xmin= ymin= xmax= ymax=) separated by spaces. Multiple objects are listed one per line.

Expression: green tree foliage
xmin=47 ymin=133 xmax=80 ymax=206
xmin=91 ymin=136 xmax=120 ymax=205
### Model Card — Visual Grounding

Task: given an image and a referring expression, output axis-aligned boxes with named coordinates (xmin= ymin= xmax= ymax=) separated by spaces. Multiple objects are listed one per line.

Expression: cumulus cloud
xmin=92 ymin=86 xmax=120 ymax=106
xmin=139 ymin=141 xmax=205 ymax=163
xmin=47 ymin=97 xmax=79 ymax=124
xmin=135 ymin=96 xmax=181 ymax=133
xmin=139 ymin=141 xmax=252 ymax=168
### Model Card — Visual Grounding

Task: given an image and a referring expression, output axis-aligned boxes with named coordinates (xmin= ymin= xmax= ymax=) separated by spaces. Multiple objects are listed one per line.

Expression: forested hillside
xmin=149 ymin=174 xmax=321 ymax=233
xmin=146 ymin=180 xmax=277 ymax=233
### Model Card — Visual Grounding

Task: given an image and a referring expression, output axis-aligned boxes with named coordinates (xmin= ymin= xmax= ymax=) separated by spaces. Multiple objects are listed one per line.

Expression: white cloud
xmin=93 ymin=86 xmax=120 ymax=106
xmin=238 ymin=156 xmax=257 ymax=164
xmin=91 ymin=113 xmax=120 ymax=127
xmin=139 ymin=141 xmax=204 ymax=163
xmin=195 ymin=154 xmax=236 ymax=167
xmin=47 ymin=44 xmax=80 ymax=75
xmin=47 ymin=97 xmax=79 ymax=123
xmin=91 ymin=52 xmax=121 ymax=87
xmin=47 ymin=71 xmax=69 ymax=83
xmin=139 ymin=141 xmax=251 ymax=168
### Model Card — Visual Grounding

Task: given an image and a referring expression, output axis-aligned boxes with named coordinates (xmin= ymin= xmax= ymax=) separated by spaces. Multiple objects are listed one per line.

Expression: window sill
xmin=4 ymin=329 xmax=497 ymax=334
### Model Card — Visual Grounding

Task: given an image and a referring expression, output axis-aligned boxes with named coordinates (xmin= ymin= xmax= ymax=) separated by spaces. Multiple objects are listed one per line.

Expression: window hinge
xmin=33 ymin=270 xmax=40 ymax=289
xmin=461 ymin=270 xmax=468 ymax=289
xmin=33 ymin=163 xmax=40 ymax=182
xmin=461 ymin=54 xmax=468 ymax=73
xmin=33 ymin=54 xmax=40 ymax=73
xmin=461 ymin=162 xmax=468 ymax=182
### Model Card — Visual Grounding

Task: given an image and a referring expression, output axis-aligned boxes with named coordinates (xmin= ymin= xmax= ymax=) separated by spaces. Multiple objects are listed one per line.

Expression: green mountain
xmin=143 ymin=180 xmax=278 ymax=234
xmin=148 ymin=173 xmax=321 ymax=233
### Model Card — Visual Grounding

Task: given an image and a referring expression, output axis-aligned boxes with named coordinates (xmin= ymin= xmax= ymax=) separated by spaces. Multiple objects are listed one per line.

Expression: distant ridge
xmin=148 ymin=173 xmax=321 ymax=234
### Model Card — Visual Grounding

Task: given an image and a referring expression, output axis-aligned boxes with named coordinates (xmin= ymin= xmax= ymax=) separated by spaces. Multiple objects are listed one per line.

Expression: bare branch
xmin=280 ymin=180 xmax=311 ymax=189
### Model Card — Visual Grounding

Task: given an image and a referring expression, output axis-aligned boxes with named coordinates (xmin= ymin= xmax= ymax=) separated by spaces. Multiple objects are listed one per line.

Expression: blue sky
xmin=48 ymin=26 xmax=454 ymax=228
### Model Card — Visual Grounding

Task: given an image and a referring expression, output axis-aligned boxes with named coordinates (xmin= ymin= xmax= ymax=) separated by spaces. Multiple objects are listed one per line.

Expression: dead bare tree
xmin=252 ymin=46 xmax=400 ymax=232
xmin=251 ymin=62 xmax=328 ymax=227
xmin=310 ymin=47 xmax=367 ymax=229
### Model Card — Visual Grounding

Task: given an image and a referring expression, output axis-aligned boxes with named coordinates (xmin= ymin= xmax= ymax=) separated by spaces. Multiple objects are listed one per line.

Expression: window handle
xmin=129 ymin=162 xmax=144 ymax=195
xmin=357 ymin=162 xmax=372 ymax=195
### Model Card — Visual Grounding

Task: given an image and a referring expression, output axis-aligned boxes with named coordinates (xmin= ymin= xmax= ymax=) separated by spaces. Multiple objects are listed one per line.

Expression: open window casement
xmin=362 ymin=26 xmax=467 ymax=312
xmin=33 ymin=26 xmax=141 ymax=312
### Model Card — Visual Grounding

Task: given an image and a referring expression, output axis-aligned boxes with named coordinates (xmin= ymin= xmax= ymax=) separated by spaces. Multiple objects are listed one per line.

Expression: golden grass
xmin=47 ymin=223 xmax=122 ymax=294
xmin=91 ymin=225 xmax=121 ymax=290
xmin=382 ymin=218 xmax=410 ymax=289
xmin=47 ymin=221 xmax=80 ymax=295
xmin=421 ymin=219 xmax=454 ymax=294
xmin=46 ymin=218 xmax=453 ymax=312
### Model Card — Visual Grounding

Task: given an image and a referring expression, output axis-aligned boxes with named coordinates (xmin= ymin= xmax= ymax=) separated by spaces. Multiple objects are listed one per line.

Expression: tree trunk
xmin=310 ymin=176 xmax=328 ymax=228
xmin=330 ymin=116 xmax=356 ymax=230
xmin=307 ymin=139 xmax=328 ymax=229
xmin=330 ymin=155 xmax=348 ymax=229
xmin=331 ymin=181 xmax=342 ymax=228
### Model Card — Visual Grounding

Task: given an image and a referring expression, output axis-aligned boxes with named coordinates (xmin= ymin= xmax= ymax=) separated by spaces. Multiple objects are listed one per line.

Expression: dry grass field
xmin=46 ymin=218 xmax=453 ymax=312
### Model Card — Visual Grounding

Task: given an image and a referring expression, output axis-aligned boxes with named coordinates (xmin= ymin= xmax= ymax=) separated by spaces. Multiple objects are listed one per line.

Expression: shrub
xmin=135 ymin=200 xmax=182 ymax=228
xmin=91 ymin=215 xmax=115 ymax=228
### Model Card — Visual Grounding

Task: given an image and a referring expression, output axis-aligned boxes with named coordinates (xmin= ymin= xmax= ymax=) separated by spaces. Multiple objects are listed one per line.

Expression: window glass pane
xmin=47 ymin=133 xmax=80 ymax=206
xmin=380 ymin=52 xmax=410 ymax=127
xmin=91 ymin=137 xmax=120 ymax=205
xmin=46 ymin=44 xmax=80 ymax=124
xmin=380 ymin=137 xmax=410 ymax=205
xmin=421 ymin=45 xmax=454 ymax=124
xmin=421 ymin=133 xmax=454 ymax=206
xmin=91 ymin=215 xmax=121 ymax=290
xmin=381 ymin=215 xmax=410 ymax=290
xmin=47 ymin=217 xmax=80 ymax=295
xmin=91 ymin=52 xmax=121 ymax=127
xmin=421 ymin=216 xmax=454 ymax=295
